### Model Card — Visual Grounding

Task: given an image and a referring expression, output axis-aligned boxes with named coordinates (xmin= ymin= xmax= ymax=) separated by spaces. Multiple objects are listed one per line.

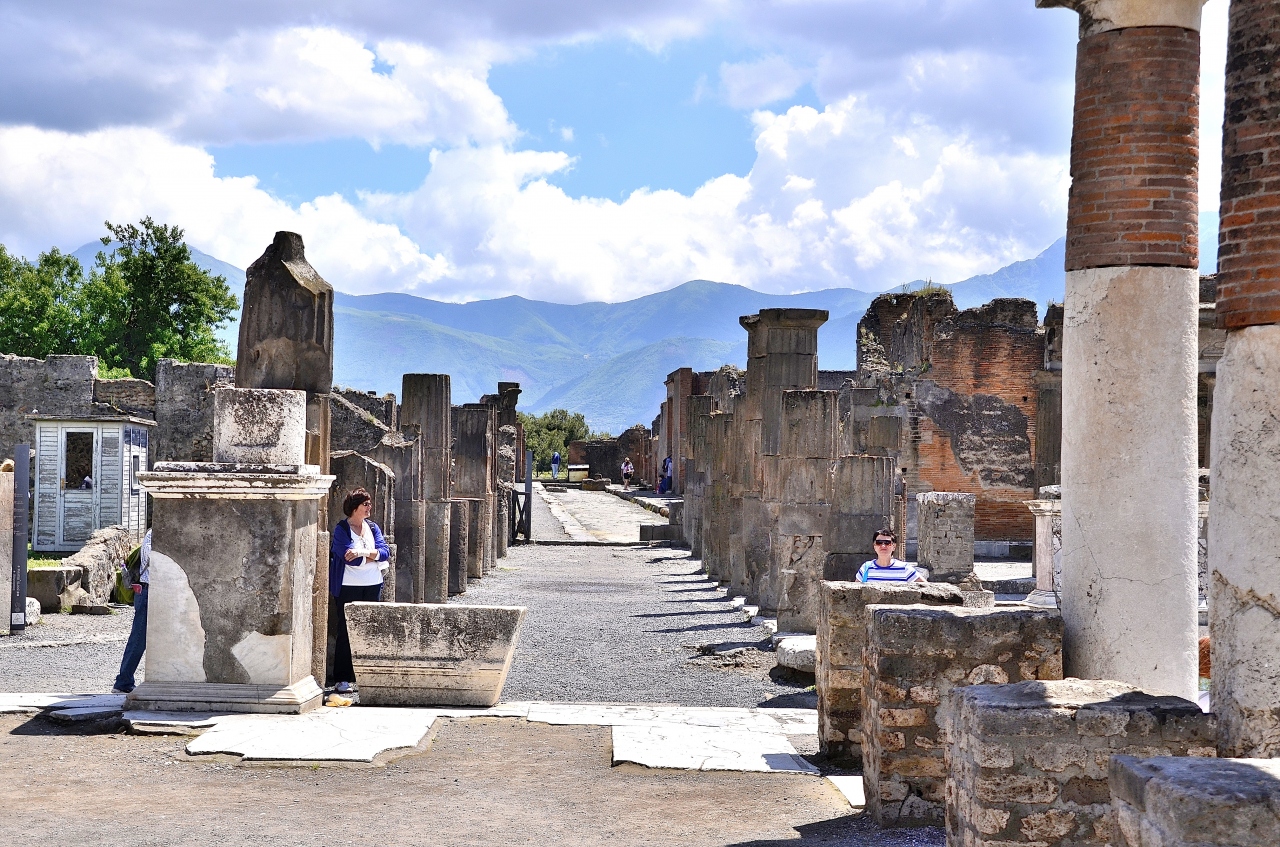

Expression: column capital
xmin=1036 ymin=0 xmax=1207 ymax=36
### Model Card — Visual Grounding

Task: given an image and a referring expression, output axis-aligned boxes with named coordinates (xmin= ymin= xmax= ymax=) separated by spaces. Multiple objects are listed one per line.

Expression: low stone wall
xmin=816 ymin=580 xmax=965 ymax=766
xmin=61 ymin=525 xmax=133 ymax=604
xmin=1110 ymin=755 xmax=1280 ymax=847
xmin=947 ymin=680 xmax=1216 ymax=847
xmin=863 ymin=604 xmax=1064 ymax=827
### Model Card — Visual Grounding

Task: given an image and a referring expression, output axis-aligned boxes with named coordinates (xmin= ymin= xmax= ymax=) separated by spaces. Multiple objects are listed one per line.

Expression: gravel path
xmin=453 ymin=542 xmax=811 ymax=708
xmin=0 ymin=604 xmax=139 ymax=693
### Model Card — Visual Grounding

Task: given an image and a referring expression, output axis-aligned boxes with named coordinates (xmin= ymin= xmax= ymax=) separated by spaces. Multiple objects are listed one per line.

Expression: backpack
xmin=124 ymin=543 xmax=144 ymax=585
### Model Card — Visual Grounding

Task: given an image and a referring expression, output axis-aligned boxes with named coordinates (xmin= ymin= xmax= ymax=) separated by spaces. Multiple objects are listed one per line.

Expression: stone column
xmin=129 ymin=388 xmax=333 ymax=713
xmin=685 ymin=396 xmax=714 ymax=559
xmin=401 ymin=374 xmax=450 ymax=603
xmin=915 ymin=492 xmax=975 ymax=584
xmin=770 ymin=390 xmax=836 ymax=631
xmin=1023 ymin=495 xmax=1062 ymax=607
xmin=454 ymin=405 xmax=493 ymax=580
xmin=448 ymin=499 xmax=469 ymax=595
xmin=1209 ymin=0 xmax=1280 ymax=759
xmin=1039 ymin=0 xmax=1205 ymax=698
xmin=823 ymin=455 xmax=895 ymax=581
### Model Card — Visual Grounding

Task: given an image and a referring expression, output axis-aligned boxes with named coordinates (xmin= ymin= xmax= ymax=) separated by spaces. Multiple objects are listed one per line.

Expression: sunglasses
xmin=874 ymin=539 xmax=894 ymax=546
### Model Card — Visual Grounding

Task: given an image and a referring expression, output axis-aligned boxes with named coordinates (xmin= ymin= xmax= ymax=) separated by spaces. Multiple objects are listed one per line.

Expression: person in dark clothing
xmin=329 ymin=487 xmax=390 ymax=695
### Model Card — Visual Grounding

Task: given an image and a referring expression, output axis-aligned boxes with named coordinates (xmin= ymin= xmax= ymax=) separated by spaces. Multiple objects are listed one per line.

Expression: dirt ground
xmin=1 ymin=713 xmax=944 ymax=847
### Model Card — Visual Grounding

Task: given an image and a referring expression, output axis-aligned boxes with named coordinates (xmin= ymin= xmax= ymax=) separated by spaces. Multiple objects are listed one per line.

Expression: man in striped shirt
xmin=856 ymin=528 xmax=927 ymax=583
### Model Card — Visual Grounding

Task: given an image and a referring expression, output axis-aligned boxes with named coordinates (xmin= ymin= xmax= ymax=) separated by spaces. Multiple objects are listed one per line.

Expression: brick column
xmin=1038 ymin=0 xmax=1206 ymax=699
xmin=401 ymin=374 xmax=451 ymax=603
xmin=1210 ymin=0 xmax=1280 ymax=759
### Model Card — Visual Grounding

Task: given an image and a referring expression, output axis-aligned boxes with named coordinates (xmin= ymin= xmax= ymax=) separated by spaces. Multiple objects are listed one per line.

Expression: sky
xmin=0 ymin=0 xmax=1229 ymax=304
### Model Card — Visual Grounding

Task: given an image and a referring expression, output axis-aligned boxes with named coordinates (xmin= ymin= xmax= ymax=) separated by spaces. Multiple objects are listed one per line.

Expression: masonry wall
xmin=0 ymin=354 xmax=98 ymax=461
xmin=153 ymin=359 xmax=234 ymax=463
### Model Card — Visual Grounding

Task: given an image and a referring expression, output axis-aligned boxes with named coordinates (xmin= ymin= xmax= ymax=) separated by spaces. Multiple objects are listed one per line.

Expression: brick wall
xmin=1217 ymin=0 xmax=1280 ymax=328
xmin=1066 ymin=26 xmax=1200 ymax=271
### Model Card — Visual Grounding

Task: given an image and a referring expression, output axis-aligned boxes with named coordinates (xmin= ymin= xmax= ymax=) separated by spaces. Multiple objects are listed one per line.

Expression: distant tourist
xmin=661 ymin=455 xmax=673 ymax=494
xmin=330 ymin=488 xmax=390 ymax=696
xmin=112 ymin=528 xmax=151 ymax=694
xmin=621 ymin=457 xmax=634 ymax=490
xmin=856 ymin=529 xmax=926 ymax=583
xmin=551 ymin=450 xmax=561 ymax=480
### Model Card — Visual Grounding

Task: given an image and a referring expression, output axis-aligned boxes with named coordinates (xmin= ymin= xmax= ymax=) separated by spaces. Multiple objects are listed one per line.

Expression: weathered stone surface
xmin=0 ymin=354 xmax=97 ymax=463
xmin=60 ymin=525 xmax=132 ymax=605
xmin=1209 ymin=325 xmax=1280 ymax=757
xmin=775 ymin=534 xmax=826 ymax=634
xmin=344 ymin=602 xmax=526 ymax=706
xmin=448 ymin=499 xmax=469 ymax=595
xmin=334 ymin=387 xmax=397 ymax=429
xmin=128 ymin=460 xmax=332 ymax=714
xmin=916 ymin=491 xmax=975 ymax=583
xmin=153 ymin=359 xmax=233 ymax=463
xmin=824 ymin=456 xmax=895 ymax=581
xmin=948 ymin=679 xmax=1217 ymax=847
xmin=775 ymin=635 xmax=815 ymax=673
xmin=213 ymin=388 xmax=308 ymax=466
xmin=401 ymin=374 xmax=451 ymax=500
xmin=236 ymin=231 xmax=334 ymax=395
xmin=817 ymin=581 xmax=965 ymax=766
xmin=1110 ymin=755 xmax=1280 ymax=847
xmin=27 ymin=566 xmax=83 ymax=614
xmin=864 ymin=605 xmax=1063 ymax=827
xmin=0 ymin=468 xmax=11 ymax=634
xmin=1061 ymin=266 xmax=1199 ymax=700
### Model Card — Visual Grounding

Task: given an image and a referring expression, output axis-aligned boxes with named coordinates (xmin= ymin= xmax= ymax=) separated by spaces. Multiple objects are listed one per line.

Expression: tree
xmin=519 ymin=408 xmax=606 ymax=472
xmin=0 ymin=218 xmax=238 ymax=380
xmin=0 ymin=246 xmax=84 ymax=359
xmin=80 ymin=218 xmax=238 ymax=380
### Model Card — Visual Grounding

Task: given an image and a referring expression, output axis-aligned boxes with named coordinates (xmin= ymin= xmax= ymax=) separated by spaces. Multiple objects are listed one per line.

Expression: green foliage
xmin=0 ymin=218 xmax=238 ymax=380
xmin=518 ymin=408 xmax=608 ymax=471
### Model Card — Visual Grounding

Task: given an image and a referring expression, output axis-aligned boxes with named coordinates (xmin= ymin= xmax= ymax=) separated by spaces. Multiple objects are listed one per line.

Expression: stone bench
xmin=863 ymin=604 xmax=1064 ymax=827
xmin=947 ymin=679 xmax=1216 ymax=847
xmin=345 ymin=603 xmax=526 ymax=706
xmin=1110 ymin=755 xmax=1280 ymax=847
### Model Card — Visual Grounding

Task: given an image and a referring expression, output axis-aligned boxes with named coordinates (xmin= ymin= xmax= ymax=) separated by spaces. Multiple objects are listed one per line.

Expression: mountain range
xmin=71 ymin=238 xmax=1066 ymax=435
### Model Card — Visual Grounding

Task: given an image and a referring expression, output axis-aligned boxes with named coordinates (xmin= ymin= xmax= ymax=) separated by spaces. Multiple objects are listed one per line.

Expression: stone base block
xmin=775 ymin=635 xmax=815 ymax=673
xmin=817 ymin=581 xmax=965 ymax=767
xmin=864 ymin=605 xmax=1063 ymax=827
xmin=125 ymin=678 xmax=323 ymax=714
xmin=345 ymin=602 xmax=526 ymax=707
xmin=26 ymin=566 xmax=84 ymax=613
xmin=1110 ymin=756 xmax=1280 ymax=847
xmin=640 ymin=524 xmax=684 ymax=542
xmin=948 ymin=679 xmax=1217 ymax=847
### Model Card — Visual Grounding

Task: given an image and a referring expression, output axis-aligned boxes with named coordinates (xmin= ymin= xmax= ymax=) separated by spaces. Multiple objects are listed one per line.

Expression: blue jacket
xmin=329 ymin=518 xmax=390 ymax=598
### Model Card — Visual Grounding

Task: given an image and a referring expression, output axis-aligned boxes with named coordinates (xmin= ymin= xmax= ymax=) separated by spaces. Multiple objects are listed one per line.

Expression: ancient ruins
xmin=4 ymin=0 xmax=1280 ymax=842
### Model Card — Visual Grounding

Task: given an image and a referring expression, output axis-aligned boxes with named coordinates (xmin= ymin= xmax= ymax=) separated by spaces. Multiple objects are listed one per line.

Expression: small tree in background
xmin=0 ymin=217 xmax=238 ymax=380
xmin=519 ymin=408 xmax=610 ymax=472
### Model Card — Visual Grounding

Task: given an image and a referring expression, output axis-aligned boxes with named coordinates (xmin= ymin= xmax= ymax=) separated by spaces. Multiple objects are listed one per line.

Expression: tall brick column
xmin=401 ymin=374 xmax=451 ymax=603
xmin=1210 ymin=0 xmax=1280 ymax=759
xmin=1038 ymin=0 xmax=1205 ymax=698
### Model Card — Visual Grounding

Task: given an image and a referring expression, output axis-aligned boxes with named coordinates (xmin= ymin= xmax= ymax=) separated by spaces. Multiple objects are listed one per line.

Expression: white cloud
xmin=559 ymin=126 xmax=575 ymax=142
xmin=720 ymin=56 xmax=810 ymax=108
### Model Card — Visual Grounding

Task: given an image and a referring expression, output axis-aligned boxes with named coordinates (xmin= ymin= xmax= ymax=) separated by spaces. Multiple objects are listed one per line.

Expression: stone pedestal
xmin=863 ymin=605 xmax=1063 ymax=826
xmin=1023 ymin=497 xmax=1062 ymax=607
xmin=916 ymin=491 xmax=975 ymax=583
xmin=947 ymin=679 xmax=1216 ymax=847
xmin=344 ymin=602 xmax=525 ymax=706
xmin=1110 ymin=756 xmax=1280 ymax=847
xmin=817 ymin=581 xmax=965 ymax=766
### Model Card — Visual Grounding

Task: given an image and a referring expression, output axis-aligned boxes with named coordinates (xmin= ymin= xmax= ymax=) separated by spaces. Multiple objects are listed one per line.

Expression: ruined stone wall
xmin=0 ymin=354 xmax=98 ymax=461
xmin=92 ymin=378 xmax=156 ymax=419
xmin=574 ymin=425 xmax=650 ymax=484
xmin=335 ymin=387 xmax=397 ymax=429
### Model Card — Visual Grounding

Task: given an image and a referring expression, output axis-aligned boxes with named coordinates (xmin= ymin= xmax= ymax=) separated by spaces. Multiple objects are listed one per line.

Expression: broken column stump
xmin=947 ymin=679 xmax=1216 ymax=847
xmin=916 ymin=491 xmax=976 ymax=583
xmin=817 ymin=581 xmax=965 ymax=767
xmin=863 ymin=604 xmax=1063 ymax=827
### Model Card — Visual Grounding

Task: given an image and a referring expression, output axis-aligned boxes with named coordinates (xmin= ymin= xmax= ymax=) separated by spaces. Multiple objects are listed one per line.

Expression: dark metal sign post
xmin=11 ymin=444 xmax=29 ymax=632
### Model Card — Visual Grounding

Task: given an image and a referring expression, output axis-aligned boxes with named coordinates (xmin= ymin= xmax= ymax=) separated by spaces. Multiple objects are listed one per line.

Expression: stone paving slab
xmin=105 ymin=700 xmax=822 ymax=769
xmin=612 ymin=722 xmax=818 ymax=774
xmin=0 ymin=692 xmax=126 ymax=714
xmin=539 ymin=486 xmax=666 ymax=543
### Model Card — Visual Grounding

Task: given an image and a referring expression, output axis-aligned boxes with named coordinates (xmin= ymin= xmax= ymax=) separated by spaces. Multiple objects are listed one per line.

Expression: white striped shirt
xmin=856 ymin=559 xmax=926 ymax=584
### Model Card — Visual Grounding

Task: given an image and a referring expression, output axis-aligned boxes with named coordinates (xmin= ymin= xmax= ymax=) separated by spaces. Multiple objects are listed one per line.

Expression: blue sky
xmin=0 ymin=0 xmax=1227 ymax=302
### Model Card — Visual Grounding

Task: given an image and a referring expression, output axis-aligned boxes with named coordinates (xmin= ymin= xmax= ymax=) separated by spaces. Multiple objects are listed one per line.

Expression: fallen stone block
xmin=948 ymin=679 xmax=1217 ymax=847
xmin=1110 ymin=755 xmax=1280 ymax=847
xmin=581 ymin=478 xmax=608 ymax=491
xmin=26 ymin=566 xmax=83 ymax=614
xmin=345 ymin=602 xmax=526 ymax=707
xmin=25 ymin=596 xmax=41 ymax=625
xmin=775 ymin=635 xmax=816 ymax=674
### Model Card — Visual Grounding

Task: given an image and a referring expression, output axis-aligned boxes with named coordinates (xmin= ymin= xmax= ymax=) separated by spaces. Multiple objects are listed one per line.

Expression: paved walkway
xmin=536 ymin=484 xmax=667 ymax=543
